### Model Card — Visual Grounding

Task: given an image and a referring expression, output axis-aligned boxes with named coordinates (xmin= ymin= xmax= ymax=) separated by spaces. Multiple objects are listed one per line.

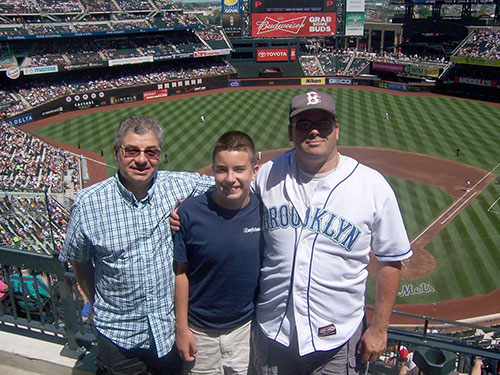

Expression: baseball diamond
xmin=23 ymin=85 xmax=500 ymax=322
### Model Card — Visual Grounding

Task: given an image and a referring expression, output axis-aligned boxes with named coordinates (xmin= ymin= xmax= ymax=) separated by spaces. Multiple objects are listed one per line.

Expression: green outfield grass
xmin=32 ymin=87 xmax=500 ymax=306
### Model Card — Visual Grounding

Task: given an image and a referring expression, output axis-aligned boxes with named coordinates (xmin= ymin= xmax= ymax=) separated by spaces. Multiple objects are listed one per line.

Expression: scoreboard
xmin=251 ymin=0 xmax=335 ymax=13
xmin=250 ymin=0 xmax=337 ymax=37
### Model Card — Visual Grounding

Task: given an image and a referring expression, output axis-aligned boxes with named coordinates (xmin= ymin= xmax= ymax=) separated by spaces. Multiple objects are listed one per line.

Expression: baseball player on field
xmin=251 ymin=91 xmax=413 ymax=374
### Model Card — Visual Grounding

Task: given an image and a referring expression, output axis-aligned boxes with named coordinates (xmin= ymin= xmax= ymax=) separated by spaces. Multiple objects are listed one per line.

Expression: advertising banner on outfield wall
xmin=328 ymin=77 xmax=353 ymax=85
xmin=109 ymin=56 xmax=154 ymax=67
xmin=23 ymin=65 xmax=58 ymax=76
xmin=62 ymin=62 xmax=106 ymax=71
xmin=10 ymin=75 xmax=226 ymax=123
xmin=229 ymin=80 xmax=242 ymax=87
xmin=41 ymin=106 xmax=64 ymax=117
xmin=111 ymin=95 xmax=137 ymax=105
xmin=404 ymin=65 xmax=440 ymax=78
xmin=454 ymin=76 xmax=497 ymax=87
xmin=65 ymin=92 xmax=106 ymax=108
xmin=372 ymin=61 xmax=405 ymax=74
xmin=193 ymin=49 xmax=231 ymax=58
xmin=6 ymin=112 xmax=33 ymax=127
xmin=301 ymin=77 xmax=326 ymax=85
xmin=450 ymin=56 xmax=500 ymax=68
xmin=143 ymin=89 xmax=169 ymax=100
xmin=385 ymin=82 xmax=408 ymax=92
xmin=251 ymin=13 xmax=336 ymax=37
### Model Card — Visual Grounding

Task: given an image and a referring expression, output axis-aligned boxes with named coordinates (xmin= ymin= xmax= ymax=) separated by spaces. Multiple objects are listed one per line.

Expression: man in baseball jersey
xmin=252 ymin=91 xmax=412 ymax=374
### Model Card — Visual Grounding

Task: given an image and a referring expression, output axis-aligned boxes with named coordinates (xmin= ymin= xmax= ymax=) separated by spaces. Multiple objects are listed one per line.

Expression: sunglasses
xmin=120 ymin=146 xmax=161 ymax=160
xmin=292 ymin=119 xmax=334 ymax=132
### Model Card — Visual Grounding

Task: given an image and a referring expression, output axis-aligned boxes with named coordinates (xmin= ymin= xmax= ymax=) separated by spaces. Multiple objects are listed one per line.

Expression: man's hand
xmin=357 ymin=325 xmax=387 ymax=363
xmin=169 ymin=199 xmax=184 ymax=233
xmin=357 ymin=260 xmax=401 ymax=363
xmin=176 ymin=327 xmax=198 ymax=362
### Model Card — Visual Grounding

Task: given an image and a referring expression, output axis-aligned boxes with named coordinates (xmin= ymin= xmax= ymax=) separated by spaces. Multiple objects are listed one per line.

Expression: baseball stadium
xmin=1 ymin=0 xmax=500 ymax=373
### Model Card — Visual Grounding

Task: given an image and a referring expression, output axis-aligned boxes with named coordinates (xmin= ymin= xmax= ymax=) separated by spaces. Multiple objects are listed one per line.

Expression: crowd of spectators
xmin=0 ymin=0 xmax=40 ymax=14
xmin=0 ymin=5 xmax=198 ymax=39
xmin=197 ymin=30 xmax=224 ymax=41
xmin=0 ymin=121 xmax=80 ymax=194
xmin=112 ymin=19 xmax=152 ymax=31
xmin=38 ymin=0 xmax=83 ymax=14
xmin=0 ymin=193 xmax=69 ymax=254
xmin=0 ymin=0 xmax=181 ymax=22
xmin=116 ymin=0 xmax=154 ymax=12
xmin=79 ymin=0 xmax=119 ymax=13
xmin=13 ymin=28 xmax=221 ymax=70
xmin=299 ymin=48 xmax=371 ymax=77
xmin=73 ymin=22 xmax=113 ymax=33
xmin=0 ymin=121 xmax=79 ymax=253
xmin=0 ymin=58 xmax=236 ymax=116
xmin=455 ymin=29 xmax=500 ymax=60
xmin=299 ymin=43 xmax=451 ymax=77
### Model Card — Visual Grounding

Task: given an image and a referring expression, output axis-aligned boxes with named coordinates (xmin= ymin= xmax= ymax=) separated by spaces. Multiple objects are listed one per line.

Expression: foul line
xmin=488 ymin=197 xmax=500 ymax=214
xmin=411 ymin=162 xmax=500 ymax=245
xmin=85 ymin=156 xmax=117 ymax=169
xmin=440 ymin=192 xmax=477 ymax=224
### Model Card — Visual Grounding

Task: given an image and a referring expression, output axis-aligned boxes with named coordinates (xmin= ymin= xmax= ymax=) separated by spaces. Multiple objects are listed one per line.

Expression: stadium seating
xmin=455 ymin=29 xmax=500 ymax=60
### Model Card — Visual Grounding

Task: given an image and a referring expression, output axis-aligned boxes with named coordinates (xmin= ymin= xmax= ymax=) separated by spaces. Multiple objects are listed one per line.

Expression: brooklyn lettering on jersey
xmin=263 ymin=204 xmax=361 ymax=251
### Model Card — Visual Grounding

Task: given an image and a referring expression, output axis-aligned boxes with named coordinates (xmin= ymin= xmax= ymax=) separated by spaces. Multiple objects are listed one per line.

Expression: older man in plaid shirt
xmin=60 ymin=115 xmax=213 ymax=375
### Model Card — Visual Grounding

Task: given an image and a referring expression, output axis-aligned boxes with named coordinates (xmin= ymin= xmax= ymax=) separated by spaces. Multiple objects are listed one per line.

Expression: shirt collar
xmin=114 ymin=172 xmax=157 ymax=206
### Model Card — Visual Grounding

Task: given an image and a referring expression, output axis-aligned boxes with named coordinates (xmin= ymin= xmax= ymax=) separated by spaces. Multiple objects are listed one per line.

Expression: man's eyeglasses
xmin=292 ymin=119 xmax=335 ymax=132
xmin=120 ymin=146 xmax=161 ymax=160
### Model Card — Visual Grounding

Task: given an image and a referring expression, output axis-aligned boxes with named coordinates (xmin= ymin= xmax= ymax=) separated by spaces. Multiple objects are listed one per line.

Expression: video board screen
xmin=251 ymin=0 xmax=336 ymax=13
xmin=251 ymin=12 xmax=336 ymax=37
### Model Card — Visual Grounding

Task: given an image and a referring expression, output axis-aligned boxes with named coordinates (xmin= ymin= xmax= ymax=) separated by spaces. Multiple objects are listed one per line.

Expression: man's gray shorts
xmin=251 ymin=321 xmax=365 ymax=375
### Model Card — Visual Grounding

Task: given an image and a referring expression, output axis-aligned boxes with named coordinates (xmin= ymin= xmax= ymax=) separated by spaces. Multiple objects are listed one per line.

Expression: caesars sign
xmin=251 ymin=13 xmax=336 ymax=37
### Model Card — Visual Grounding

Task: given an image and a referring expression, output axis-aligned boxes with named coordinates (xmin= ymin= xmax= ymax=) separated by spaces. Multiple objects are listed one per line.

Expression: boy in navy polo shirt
xmin=174 ymin=131 xmax=261 ymax=374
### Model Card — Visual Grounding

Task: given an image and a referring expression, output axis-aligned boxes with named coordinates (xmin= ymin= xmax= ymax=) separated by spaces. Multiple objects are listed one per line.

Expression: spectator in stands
xmin=399 ymin=355 xmax=483 ymax=375
xmin=482 ymin=346 xmax=500 ymax=375
xmin=0 ymin=272 xmax=8 ymax=299
xmin=9 ymin=268 xmax=51 ymax=311
xmin=59 ymin=114 xmax=214 ymax=375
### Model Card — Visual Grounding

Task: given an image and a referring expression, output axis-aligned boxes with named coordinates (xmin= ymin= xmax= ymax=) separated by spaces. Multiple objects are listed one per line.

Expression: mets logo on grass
xmin=222 ymin=0 xmax=240 ymax=13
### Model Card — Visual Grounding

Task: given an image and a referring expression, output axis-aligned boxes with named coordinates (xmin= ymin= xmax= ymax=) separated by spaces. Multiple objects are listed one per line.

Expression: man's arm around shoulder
xmin=175 ymin=262 xmax=197 ymax=362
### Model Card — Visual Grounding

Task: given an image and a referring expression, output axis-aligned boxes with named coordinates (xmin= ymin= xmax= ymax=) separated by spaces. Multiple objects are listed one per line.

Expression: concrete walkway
xmin=0 ymin=330 xmax=96 ymax=374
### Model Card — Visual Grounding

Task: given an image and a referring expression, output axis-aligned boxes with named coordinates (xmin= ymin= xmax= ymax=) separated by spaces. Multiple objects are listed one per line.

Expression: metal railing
xmin=0 ymin=246 xmax=95 ymax=359
xmin=0 ymin=187 xmax=499 ymax=367
xmin=370 ymin=308 xmax=500 ymax=375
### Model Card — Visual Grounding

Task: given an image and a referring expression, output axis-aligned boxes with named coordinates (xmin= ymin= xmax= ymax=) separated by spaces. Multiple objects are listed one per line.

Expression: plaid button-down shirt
xmin=60 ymin=171 xmax=214 ymax=357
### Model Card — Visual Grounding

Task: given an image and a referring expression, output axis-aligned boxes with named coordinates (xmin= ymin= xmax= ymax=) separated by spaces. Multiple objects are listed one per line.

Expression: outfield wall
xmin=6 ymin=74 xmax=434 ymax=126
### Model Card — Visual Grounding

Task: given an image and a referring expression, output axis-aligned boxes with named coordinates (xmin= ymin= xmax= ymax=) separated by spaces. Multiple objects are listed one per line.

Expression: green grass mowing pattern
xmin=390 ymin=182 xmax=500 ymax=305
xmin=31 ymin=87 xmax=500 ymax=306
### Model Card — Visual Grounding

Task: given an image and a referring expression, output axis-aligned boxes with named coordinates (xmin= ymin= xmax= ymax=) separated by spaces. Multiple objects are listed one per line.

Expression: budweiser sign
xmin=252 ymin=12 xmax=336 ymax=37
xmin=256 ymin=15 xmax=306 ymax=35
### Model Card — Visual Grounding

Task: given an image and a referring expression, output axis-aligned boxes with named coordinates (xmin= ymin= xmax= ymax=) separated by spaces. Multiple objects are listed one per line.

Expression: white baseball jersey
xmin=254 ymin=151 xmax=412 ymax=356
